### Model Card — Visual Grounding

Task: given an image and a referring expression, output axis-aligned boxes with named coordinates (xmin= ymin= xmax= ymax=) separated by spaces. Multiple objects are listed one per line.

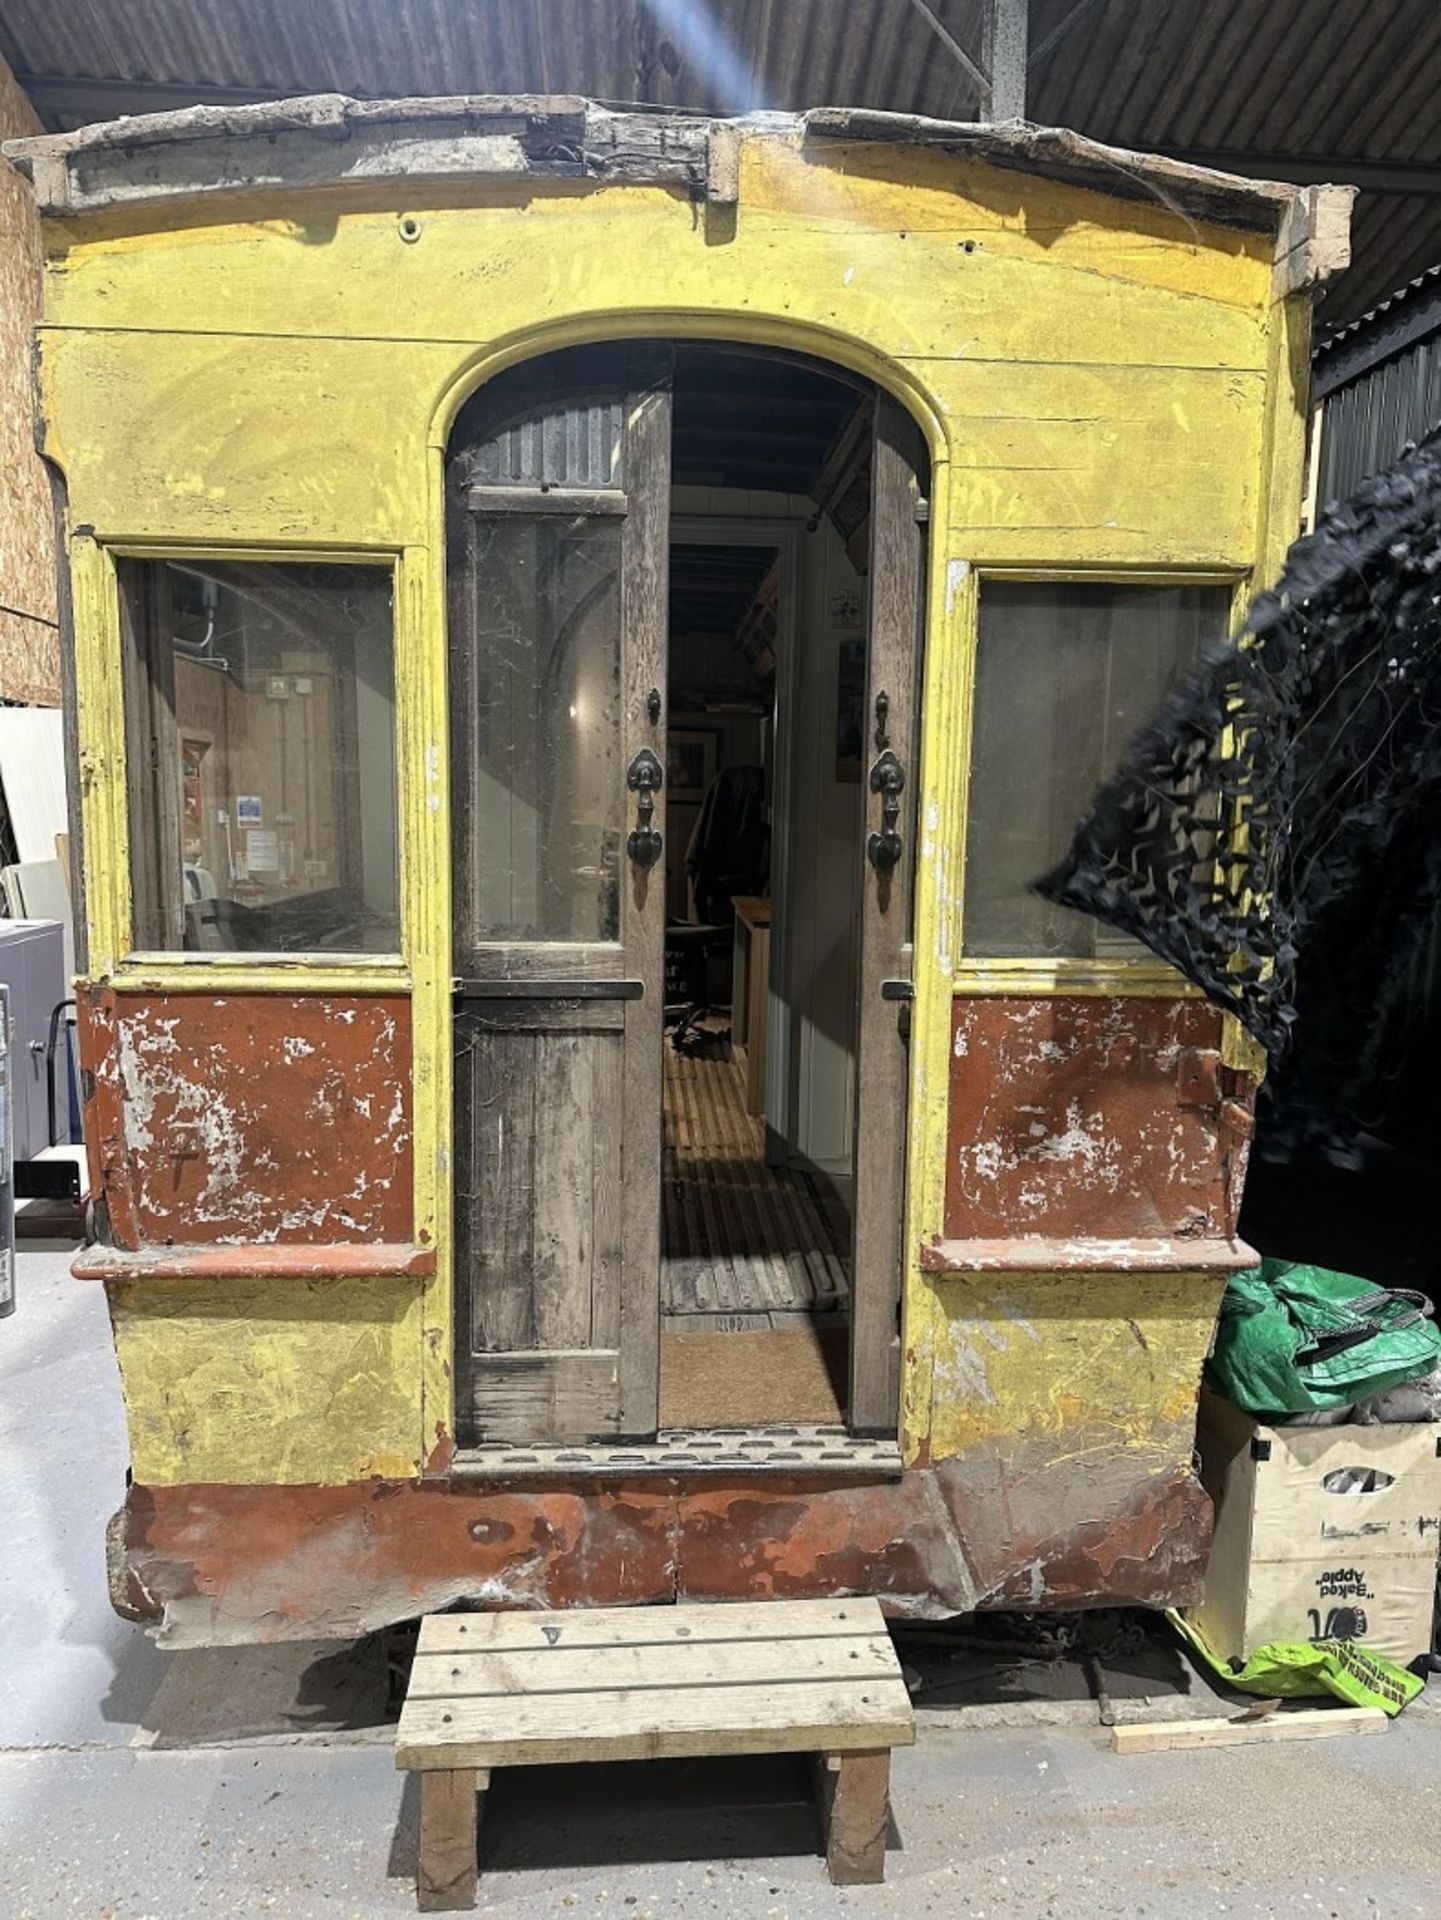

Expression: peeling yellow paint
xmin=33 ymin=125 xmax=1309 ymax=1489
xmin=109 ymin=1275 xmax=426 ymax=1484
xmin=917 ymin=1270 xmax=1227 ymax=1465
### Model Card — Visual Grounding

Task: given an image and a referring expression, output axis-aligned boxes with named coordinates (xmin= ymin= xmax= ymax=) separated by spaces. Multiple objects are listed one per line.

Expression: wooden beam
xmin=1113 ymin=1707 xmax=1387 ymax=1754
xmin=416 ymin=1768 xmax=479 ymax=1912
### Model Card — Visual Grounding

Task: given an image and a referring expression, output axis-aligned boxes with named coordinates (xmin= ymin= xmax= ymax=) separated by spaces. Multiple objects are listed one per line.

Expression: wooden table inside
xmin=730 ymin=894 xmax=772 ymax=1117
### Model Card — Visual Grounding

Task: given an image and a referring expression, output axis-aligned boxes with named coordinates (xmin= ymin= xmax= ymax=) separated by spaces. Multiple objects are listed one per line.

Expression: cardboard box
xmin=1191 ymin=1387 xmax=1441 ymax=1664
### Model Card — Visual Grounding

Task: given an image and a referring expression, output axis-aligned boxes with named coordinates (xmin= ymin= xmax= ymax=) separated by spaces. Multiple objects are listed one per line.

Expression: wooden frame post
xmin=819 ymin=1748 xmax=893 ymax=1885
xmin=417 ymin=1767 xmax=482 ymax=1912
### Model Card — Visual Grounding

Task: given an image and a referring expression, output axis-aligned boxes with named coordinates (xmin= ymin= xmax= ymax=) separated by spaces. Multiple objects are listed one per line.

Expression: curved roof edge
xmin=1 ymin=91 xmax=1353 ymax=286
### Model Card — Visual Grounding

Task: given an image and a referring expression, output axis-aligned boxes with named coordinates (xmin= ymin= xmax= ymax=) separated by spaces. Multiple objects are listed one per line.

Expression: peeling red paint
xmin=77 ymin=987 xmax=413 ymax=1247
xmin=946 ymin=996 xmax=1248 ymax=1241
xmin=112 ymin=1461 xmax=1215 ymax=1646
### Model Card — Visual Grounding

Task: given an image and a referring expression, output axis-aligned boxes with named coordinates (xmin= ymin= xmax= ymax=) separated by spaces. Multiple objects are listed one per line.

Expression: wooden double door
xmin=447 ymin=343 xmax=923 ymax=1445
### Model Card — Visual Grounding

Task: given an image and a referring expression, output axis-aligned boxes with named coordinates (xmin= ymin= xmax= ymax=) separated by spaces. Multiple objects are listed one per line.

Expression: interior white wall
xmin=670 ymin=488 xmax=863 ymax=1183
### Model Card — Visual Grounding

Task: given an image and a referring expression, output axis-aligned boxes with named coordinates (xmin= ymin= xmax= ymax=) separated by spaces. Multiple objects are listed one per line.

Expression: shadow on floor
xmin=388 ymin=1753 xmax=902 ymax=1879
xmin=125 ymin=1630 xmax=397 ymax=1747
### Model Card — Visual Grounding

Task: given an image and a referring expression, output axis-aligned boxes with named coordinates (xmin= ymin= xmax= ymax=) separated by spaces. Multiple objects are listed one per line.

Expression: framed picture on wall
xmin=667 ymin=728 xmax=717 ymax=801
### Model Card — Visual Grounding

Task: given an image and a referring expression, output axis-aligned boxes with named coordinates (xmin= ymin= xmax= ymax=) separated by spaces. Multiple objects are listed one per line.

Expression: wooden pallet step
xmin=397 ymin=1597 xmax=914 ymax=1907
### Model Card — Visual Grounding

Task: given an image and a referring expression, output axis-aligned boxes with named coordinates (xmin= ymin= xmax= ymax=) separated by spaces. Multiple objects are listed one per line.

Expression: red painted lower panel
xmin=112 ymin=1462 xmax=1215 ymax=1645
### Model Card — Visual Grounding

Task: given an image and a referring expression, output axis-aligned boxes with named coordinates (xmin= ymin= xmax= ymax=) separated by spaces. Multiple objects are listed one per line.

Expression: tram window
xmin=118 ymin=557 xmax=399 ymax=955
xmin=963 ymin=580 xmax=1230 ymax=960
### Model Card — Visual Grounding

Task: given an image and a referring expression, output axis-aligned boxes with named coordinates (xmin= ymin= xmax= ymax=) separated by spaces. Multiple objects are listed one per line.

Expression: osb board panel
xmin=112 ymin=1450 xmax=1214 ymax=1646
xmin=79 ymin=987 xmax=413 ymax=1247
xmin=946 ymin=996 xmax=1230 ymax=1241
xmin=109 ymin=1273 xmax=425 ymax=1485
xmin=0 ymin=603 xmax=58 ymax=706
xmin=0 ymin=56 xmax=57 ymax=703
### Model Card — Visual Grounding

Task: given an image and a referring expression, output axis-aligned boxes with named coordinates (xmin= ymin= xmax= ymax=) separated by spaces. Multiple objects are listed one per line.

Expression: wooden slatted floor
xmin=661 ymin=1044 xmax=850 ymax=1322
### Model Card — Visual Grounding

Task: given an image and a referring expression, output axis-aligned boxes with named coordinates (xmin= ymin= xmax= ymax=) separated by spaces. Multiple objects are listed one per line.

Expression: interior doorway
xmin=445 ymin=339 xmax=925 ymax=1448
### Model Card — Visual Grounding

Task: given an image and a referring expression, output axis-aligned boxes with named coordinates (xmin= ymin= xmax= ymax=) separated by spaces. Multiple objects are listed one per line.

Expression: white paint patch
xmin=1033 ymin=1101 xmax=1100 ymax=1166
xmin=945 ymin=558 xmax=970 ymax=613
xmin=971 ymin=1139 xmax=1004 ymax=1182
xmin=843 ymin=263 xmax=856 ymax=285
xmin=282 ymin=1036 xmax=316 ymax=1061
xmin=931 ymin=1341 xmax=997 ymax=1406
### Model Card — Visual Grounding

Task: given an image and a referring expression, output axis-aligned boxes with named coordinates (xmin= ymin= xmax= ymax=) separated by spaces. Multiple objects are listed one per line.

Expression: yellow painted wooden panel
xmin=930 ymin=360 xmax=1263 ymax=564
xmin=42 ymin=330 xmax=462 ymax=546
xmin=109 ymin=1274 xmax=426 ymax=1485
xmin=742 ymin=139 xmax=1275 ymax=311
xmin=42 ymin=327 xmax=1262 ymax=568
xmin=913 ymin=1269 xmax=1227 ymax=1466
xmin=44 ymin=140 xmax=1272 ymax=354
xmin=41 ymin=212 xmax=1269 ymax=379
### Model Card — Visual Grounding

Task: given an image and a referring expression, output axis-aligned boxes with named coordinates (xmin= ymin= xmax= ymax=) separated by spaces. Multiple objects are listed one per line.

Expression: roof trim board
xmin=3 ymin=90 xmax=1349 ymax=276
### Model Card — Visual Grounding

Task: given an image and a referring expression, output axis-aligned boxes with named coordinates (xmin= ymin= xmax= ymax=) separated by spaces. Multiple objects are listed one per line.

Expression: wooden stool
xmin=395 ymin=1596 xmax=915 ymax=1909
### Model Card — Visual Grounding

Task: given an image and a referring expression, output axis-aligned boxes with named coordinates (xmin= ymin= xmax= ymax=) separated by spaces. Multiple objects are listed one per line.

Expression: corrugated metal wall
xmin=1313 ymin=303 xmax=1441 ymax=1129
xmin=1318 ymin=331 xmax=1441 ymax=505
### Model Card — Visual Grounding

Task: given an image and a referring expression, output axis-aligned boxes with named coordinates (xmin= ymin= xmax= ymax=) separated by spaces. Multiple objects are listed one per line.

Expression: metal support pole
xmin=981 ymin=0 xmax=1029 ymax=121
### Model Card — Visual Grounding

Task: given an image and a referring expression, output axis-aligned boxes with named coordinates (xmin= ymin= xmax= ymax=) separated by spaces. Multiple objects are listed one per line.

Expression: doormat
xmin=658 ymin=1325 xmax=847 ymax=1427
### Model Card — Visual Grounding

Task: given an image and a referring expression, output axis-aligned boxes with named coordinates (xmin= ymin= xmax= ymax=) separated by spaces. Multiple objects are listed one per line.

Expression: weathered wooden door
xmin=448 ymin=344 xmax=672 ymax=1443
xmin=850 ymin=395 xmax=927 ymax=1435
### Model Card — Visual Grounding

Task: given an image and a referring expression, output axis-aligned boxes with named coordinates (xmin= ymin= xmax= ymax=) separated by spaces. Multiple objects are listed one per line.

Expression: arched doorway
xmin=445 ymin=340 xmax=927 ymax=1448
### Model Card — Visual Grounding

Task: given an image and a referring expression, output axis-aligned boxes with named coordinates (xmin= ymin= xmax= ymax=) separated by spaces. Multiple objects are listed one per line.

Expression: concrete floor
xmin=3 ymin=1242 xmax=1440 ymax=1918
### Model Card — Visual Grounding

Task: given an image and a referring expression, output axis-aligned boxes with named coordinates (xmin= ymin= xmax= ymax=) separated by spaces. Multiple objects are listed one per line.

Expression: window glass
xmin=119 ymin=558 xmax=398 ymax=954
xmin=963 ymin=581 xmax=1230 ymax=959
xmin=461 ymin=515 xmax=623 ymax=942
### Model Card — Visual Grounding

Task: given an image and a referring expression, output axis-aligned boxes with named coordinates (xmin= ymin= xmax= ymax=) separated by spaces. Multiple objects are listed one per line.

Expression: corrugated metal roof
xmin=0 ymin=0 xmax=1434 ymax=327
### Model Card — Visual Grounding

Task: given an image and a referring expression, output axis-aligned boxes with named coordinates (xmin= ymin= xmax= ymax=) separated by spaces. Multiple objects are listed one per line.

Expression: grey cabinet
xmin=0 ymin=921 xmax=67 ymax=1163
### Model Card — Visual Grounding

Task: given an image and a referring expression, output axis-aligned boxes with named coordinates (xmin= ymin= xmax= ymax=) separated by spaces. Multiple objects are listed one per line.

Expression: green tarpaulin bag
xmin=1170 ymin=1611 xmax=1424 ymax=1717
xmin=1206 ymin=1257 xmax=1441 ymax=1420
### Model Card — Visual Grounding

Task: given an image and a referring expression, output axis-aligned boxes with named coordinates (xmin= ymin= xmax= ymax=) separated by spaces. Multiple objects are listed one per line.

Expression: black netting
xmin=1037 ymin=425 xmax=1441 ymax=1157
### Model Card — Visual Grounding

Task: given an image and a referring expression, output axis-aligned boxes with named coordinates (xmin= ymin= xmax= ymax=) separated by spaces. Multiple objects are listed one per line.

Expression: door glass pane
xmin=119 ymin=558 xmax=398 ymax=953
xmin=964 ymin=582 xmax=1229 ymax=958
xmin=466 ymin=514 xmax=623 ymax=941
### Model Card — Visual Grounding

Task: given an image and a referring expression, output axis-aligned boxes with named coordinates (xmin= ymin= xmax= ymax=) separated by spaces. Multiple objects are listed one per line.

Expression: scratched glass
xmin=118 ymin=558 xmax=398 ymax=954
xmin=463 ymin=515 xmax=623 ymax=942
xmin=963 ymin=581 xmax=1230 ymax=959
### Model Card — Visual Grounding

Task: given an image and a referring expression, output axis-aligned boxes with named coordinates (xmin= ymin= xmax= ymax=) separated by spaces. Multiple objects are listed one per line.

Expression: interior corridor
xmin=660 ymin=1044 xmax=850 ymax=1327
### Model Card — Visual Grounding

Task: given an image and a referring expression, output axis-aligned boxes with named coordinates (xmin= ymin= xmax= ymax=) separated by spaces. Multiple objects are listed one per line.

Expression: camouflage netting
xmin=1038 ymin=426 xmax=1441 ymax=1158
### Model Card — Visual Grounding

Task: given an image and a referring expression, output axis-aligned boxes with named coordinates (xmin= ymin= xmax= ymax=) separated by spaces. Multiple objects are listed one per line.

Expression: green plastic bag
xmin=1205 ymin=1257 xmax=1441 ymax=1420
xmin=1170 ymin=1610 xmax=1424 ymax=1717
